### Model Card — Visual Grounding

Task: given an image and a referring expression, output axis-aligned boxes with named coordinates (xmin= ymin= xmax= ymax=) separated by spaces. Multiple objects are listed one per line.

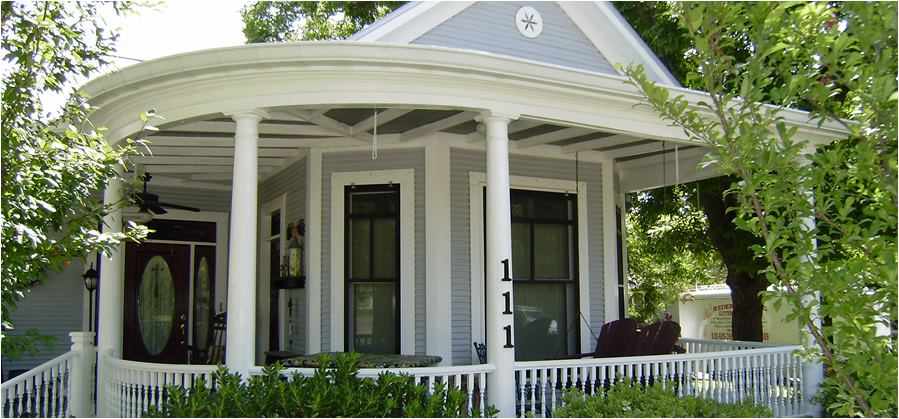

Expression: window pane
xmin=351 ymin=191 xmax=397 ymax=215
xmin=138 ymin=256 xmax=175 ymax=356
xmin=270 ymin=211 xmax=281 ymax=237
xmin=350 ymin=283 xmax=396 ymax=354
xmin=350 ymin=218 xmax=371 ymax=279
xmin=514 ymin=283 xmax=571 ymax=361
xmin=511 ymin=222 xmax=530 ymax=280
xmin=511 ymin=194 xmax=528 ymax=218
xmin=534 ymin=224 xmax=568 ymax=279
xmin=534 ymin=194 xmax=568 ymax=220
xmin=373 ymin=218 xmax=397 ymax=279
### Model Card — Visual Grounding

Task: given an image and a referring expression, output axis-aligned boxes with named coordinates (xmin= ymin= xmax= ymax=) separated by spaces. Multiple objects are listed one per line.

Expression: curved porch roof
xmin=82 ymin=42 xmax=846 ymax=192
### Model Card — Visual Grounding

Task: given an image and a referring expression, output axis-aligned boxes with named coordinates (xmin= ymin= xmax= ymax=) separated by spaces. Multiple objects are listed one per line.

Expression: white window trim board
xmin=330 ymin=169 xmax=416 ymax=354
xmin=469 ymin=172 xmax=592 ymax=355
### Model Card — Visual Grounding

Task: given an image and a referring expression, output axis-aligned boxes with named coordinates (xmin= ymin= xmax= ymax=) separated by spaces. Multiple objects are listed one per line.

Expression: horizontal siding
xmin=321 ymin=149 xmax=426 ymax=354
xmin=413 ymin=1 xmax=617 ymax=75
xmin=449 ymin=148 xmax=605 ymax=364
xmin=450 ymin=149 xmax=484 ymax=365
xmin=2 ymin=262 xmax=85 ymax=381
xmin=260 ymin=158 xmax=308 ymax=353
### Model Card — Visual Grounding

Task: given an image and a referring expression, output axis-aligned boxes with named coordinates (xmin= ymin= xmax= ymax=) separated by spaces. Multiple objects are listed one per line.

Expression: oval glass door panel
xmin=138 ymin=255 xmax=176 ymax=355
xmin=194 ymin=257 xmax=211 ymax=350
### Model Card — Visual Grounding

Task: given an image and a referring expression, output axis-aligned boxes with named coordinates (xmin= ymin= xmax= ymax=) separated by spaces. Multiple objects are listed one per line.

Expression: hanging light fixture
xmin=82 ymin=263 xmax=99 ymax=332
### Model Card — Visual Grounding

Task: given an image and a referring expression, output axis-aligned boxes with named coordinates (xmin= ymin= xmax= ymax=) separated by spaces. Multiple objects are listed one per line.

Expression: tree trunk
xmin=699 ymin=177 xmax=769 ymax=342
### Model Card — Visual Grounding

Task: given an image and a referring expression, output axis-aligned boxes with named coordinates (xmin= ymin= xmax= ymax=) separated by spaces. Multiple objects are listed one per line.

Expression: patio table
xmin=280 ymin=352 xmax=442 ymax=368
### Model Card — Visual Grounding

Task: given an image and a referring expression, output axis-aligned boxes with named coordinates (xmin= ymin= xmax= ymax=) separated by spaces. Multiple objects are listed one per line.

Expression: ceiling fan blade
xmin=158 ymin=201 xmax=201 ymax=212
xmin=148 ymin=203 xmax=168 ymax=215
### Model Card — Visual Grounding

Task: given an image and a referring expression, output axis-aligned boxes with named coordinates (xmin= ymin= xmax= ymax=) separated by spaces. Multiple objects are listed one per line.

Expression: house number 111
xmin=501 ymin=259 xmax=514 ymax=348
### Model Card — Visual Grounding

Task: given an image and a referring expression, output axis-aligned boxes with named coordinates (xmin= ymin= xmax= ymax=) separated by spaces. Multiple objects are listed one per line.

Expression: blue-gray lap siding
xmin=319 ymin=149 xmax=427 ymax=354
xmin=412 ymin=2 xmax=618 ymax=76
xmin=1 ymin=262 xmax=86 ymax=381
xmin=449 ymin=148 xmax=605 ymax=365
xmin=260 ymin=158 xmax=308 ymax=353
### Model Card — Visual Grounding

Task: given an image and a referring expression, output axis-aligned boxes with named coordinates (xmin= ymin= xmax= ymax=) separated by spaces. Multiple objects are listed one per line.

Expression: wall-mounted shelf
xmin=274 ymin=276 xmax=305 ymax=289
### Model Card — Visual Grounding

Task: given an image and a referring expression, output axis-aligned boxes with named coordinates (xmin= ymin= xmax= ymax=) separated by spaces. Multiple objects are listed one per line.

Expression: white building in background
xmin=673 ymin=285 xmax=802 ymax=345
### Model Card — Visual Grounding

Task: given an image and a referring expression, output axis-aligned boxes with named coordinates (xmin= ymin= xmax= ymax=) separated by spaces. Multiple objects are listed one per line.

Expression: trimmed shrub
xmin=552 ymin=377 xmax=772 ymax=418
xmin=144 ymin=352 xmax=496 ymax=418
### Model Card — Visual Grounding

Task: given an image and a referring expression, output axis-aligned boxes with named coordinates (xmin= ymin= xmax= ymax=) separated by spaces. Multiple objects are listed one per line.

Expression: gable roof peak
xmin=351 ymin=1 xmax=679 ymax=87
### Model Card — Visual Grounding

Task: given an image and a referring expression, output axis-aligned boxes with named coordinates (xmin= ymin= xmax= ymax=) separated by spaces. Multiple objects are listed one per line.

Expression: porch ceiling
xmin=138 ymin=105 xmax=706 ymax=189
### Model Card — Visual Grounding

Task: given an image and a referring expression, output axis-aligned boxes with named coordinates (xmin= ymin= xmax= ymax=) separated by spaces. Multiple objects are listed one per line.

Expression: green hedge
xmin=144 ymin=352 xmax=496 ymax=418
xmin=552 ymin=377 xmax=772 ymax=418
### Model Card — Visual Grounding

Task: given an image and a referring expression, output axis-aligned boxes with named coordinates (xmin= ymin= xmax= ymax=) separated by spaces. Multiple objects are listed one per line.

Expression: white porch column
xmin=225 ymin=110 xmax=267 ymax=377
xmin=425 ymin=140 xmax=452 ymax=365
xmin=601 ymin=157 xmax=619 ymax=324
xmin=95 ymin=177 xmax=125 ymax=416
xmin=479 ymin=111 xmax=518 ymax=416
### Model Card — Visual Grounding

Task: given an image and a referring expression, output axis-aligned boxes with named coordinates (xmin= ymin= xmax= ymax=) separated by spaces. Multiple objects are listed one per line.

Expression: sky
xmin=29 ymin=1 xmax=251 ymax=115
xmin=104 ymin=0 xmax=250 ymax=69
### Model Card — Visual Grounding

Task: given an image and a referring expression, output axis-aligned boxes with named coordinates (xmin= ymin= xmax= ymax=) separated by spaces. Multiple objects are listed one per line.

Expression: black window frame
xmin=485 ymin=188 xmax=581 ymax=360
xmin=344 ymin=183 xmax=401 ymax=354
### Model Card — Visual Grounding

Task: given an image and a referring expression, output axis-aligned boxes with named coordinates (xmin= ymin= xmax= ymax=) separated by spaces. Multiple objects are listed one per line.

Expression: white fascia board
xmin=560 ymin=2 xmax=681 ymax=87
xmin=82 ymin=43 xmax=849 ymax=151
xmin=350 ymin=2 xmax=474 ymax=43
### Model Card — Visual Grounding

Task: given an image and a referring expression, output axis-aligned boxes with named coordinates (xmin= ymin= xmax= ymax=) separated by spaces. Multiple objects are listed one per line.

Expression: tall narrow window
xmin=345 ymin=184 xmax=400 ymax=354
xmin=510 ymin=189 xmax=579 ymax=361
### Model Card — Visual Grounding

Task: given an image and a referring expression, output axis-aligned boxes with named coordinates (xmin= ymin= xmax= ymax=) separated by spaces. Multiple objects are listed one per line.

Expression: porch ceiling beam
xmin=172 ymin=120 xmax=337 ymax=137
xmin=399 ymin=111 xmax=478 ymax=142
xmin=599 ymin=141 xmax=665 ymax=159
xmin=514 ymin=127 xmax=595 ymax=149
xmin=143 ymin=136 xmax=347 ymax=148
xmin=146 ymin=146 xmax=300 ymax=158
xmin=616 ymin=145 xmax=709 ymax=169
xmin=136 ymin=165 xmax=274 ymax=174
xmin=190 ymin=173 xmax=236 ymax=181
xmin=352 ymin=108 xmax=412 ymax=133
xmin=130 ymin=156 xmax=286 ymax=166
xmin=292 ymin=109 xmax=371 ymax=144
xmin=466 ymin=119 xmax=542 ymax=143
xmin=560 ymin=134 xmax=641 ymax=154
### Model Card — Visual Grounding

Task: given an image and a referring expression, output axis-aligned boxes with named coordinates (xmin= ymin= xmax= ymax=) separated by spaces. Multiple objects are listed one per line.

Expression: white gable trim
xmin=353 ymin=1 xmax=679 ymax=86
xmin=559 ymin=2 xmax=680 ymax=86
xmin=351 ymin=1 xmax=474 ymax=43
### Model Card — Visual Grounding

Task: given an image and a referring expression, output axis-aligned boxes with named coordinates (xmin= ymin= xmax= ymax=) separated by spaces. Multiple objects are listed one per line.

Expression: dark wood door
xmin=124 ymin=243 xmax=191 ymax=363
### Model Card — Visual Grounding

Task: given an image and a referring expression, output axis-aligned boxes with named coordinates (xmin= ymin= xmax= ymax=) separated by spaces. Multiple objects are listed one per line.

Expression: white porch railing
xmin=678 ymin=337 xmax=791 ymax=353
xmin=100 ymin=351 xmax=217 ymax=418
xmin=248 ymin=363 xmax=497 ymax=417
xmin=2 ymin=351 xmax=74 ymax=418
xmin=1 ymin=332 xmax=95 ymax=418
xmin=5 ymin=334 xmax=810 ymax=418
xmin=513 ymin=341 xmax=805 ymax=418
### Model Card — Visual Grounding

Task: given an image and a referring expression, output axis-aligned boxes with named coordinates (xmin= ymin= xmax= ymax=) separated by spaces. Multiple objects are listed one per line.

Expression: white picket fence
xmin=513 ymin=342 xmax=805 ymax=417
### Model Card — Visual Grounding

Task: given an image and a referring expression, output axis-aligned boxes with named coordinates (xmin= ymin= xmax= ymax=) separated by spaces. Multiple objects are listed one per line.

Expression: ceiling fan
xmin=131 ymin=173 xmax=201 ymax=216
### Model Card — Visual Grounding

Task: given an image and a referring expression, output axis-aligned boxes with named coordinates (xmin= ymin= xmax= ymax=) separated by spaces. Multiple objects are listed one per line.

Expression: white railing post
xmin=69 ymin=332 xmax=96 ymax=418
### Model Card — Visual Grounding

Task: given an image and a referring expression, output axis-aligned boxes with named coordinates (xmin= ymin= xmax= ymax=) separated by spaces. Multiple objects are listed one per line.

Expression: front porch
xmin=2 ymin=332 xmax=811 ymax=418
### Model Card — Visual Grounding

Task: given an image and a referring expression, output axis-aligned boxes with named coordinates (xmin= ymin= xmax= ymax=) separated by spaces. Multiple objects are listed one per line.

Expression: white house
xmin=2 ymin=2 xmax=845 ymax=417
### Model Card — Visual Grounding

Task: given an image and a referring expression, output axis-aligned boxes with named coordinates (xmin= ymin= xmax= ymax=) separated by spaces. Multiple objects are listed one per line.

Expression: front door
xmin=124 ymin=242 xmax=191 ymax=363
